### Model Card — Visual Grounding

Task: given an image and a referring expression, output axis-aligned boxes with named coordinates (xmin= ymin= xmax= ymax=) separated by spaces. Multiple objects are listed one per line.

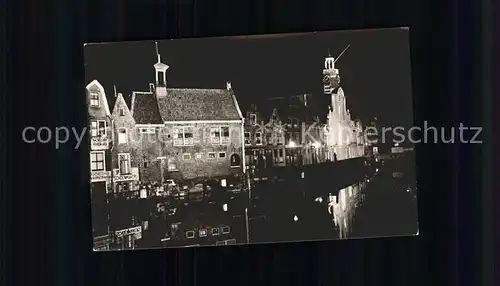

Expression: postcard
xmin=85 ymin=28 xmax=418 ymax=251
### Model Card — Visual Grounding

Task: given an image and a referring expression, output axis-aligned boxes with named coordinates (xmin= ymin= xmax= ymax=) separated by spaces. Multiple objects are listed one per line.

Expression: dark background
xmin=2 ymin=0 xmax=492 ymax=286
xmin=84 ymin=29 xmax=414 ymax=129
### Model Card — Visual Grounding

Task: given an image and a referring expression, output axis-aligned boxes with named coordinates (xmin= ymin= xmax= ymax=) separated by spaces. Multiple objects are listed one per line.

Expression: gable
xmin=86 ymin=80 xmax=111 ymax=117
xmin=112 ymin=94 xmax=134 ymax=121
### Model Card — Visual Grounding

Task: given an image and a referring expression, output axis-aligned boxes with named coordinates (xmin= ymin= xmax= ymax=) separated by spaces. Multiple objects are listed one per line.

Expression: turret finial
xmin=155 ymin=41 xmax=161 ymax=63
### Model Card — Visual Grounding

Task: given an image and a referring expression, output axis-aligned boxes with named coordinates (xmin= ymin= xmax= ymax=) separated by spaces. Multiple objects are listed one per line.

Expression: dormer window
xmin=90 ymin=92 xmax=99 ymax=107
xmin=120 ymin=108 xmax=125 ymax=116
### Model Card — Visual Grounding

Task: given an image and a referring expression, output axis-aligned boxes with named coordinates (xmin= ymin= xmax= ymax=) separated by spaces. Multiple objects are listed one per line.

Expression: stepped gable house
xmin=108 ymin=42 xmax=245 ymax=186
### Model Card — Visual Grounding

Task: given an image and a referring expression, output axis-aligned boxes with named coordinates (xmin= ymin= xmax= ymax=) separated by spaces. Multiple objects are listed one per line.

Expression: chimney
xmin=226 ymin=81 xmax=232 ymax=90
xmin=149 ymin=83 xmax=155 ymax=93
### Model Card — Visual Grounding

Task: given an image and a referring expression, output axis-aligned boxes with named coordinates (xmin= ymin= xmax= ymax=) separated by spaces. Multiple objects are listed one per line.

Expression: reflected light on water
xmin=327 ymin=182 xmax=365 ymax=239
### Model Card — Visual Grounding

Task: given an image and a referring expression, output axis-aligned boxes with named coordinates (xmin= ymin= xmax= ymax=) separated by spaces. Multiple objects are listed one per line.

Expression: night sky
xmin=84 ymin=28 xmax=414 ymax=129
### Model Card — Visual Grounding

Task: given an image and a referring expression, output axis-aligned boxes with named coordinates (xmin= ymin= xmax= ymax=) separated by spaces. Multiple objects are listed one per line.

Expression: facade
xmin=322 ymin=52 xmax=365 ymax=161
xmin=105 ymin=43 xmax=245 ymax=188
xmin=86 ymin=80 xmax=113 ymax=239
xmin=110 ymin=92 xmax=140 ymax=193
xmin=244 ymin=105 xmax=287 ymax=171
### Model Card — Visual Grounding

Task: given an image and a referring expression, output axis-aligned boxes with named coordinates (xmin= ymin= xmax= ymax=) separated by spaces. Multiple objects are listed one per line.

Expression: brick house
xmin=86 ymin=79 xmax=113 ymax=239
xmin=243 ymin=105 xmax=286 ymax=171
xmin=114 ymin=44 xmax=245 ymax=186
xmin=110 ymin=92 xmax=140 ymax=193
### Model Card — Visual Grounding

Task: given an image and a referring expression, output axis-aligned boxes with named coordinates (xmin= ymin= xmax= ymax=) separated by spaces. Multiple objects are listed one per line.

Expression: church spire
xmin=155 ymin=41 xmax=161 ymax=63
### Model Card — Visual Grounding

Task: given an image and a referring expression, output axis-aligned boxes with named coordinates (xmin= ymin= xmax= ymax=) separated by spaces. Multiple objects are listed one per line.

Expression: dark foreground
xmin=97 ymin=153 xmax=418 ymax=249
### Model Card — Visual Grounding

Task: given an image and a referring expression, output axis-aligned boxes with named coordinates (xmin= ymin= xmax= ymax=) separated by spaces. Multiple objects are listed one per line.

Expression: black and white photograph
xmin=85 ymin=28 xmax=418 ymax=251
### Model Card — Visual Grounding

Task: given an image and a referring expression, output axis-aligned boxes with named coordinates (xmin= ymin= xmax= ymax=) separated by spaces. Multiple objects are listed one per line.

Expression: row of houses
xmin=88 ymin=43 xmax=367 ymax=241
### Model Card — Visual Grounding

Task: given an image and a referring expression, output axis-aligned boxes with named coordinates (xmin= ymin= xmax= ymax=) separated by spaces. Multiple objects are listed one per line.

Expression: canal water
xmin=248 ymin=155 xmax=418 ymax=243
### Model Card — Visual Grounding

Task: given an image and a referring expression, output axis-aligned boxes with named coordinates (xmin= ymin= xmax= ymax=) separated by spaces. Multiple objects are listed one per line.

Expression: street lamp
xmin=288 ymin=141 xmax=296 ymax=148
xmin=293 ymin=215 xmax=299 ymax=222
xmin=312 ymin=142 xmax=321 ymax=149
xmin=222 ymin=203 xmax=228 ymax=212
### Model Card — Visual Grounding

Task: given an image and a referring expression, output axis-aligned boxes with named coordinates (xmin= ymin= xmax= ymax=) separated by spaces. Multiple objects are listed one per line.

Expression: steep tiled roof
xmin=157 ymin=88 xmax=241 ymax=122
xmin=131 ymin=92 xmax=163 ymax=124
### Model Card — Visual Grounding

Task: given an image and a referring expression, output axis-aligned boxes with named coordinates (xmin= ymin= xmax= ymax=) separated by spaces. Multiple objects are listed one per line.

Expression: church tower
xmin=322 ymin=50 xmax=340 ymax=95
xmin=153 ymin=41 xmax=169 ymax=98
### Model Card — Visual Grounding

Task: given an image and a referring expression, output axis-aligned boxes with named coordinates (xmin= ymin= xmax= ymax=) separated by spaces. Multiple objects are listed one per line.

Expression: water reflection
xmin=326 ymin=181 xmax=366 ymax=238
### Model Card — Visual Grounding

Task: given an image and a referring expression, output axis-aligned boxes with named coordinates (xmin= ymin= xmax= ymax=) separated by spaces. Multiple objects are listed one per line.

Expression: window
xmin=225 ymin=239 xmax=236 ymax=245
xmin=186 ymin=230 xmax=195 ymax=239
xmin=208 ymin=153 xmax=216 ymax=159
xmin=167 ymin=158 xmax=177 ymax=171
xmin=195 ymin=153 xmax=203 ymax=160
xmin=277 ymin=133 xmax=284 ymax=145
xmin=90 ymin=151 xmax=105 ymax=171
xmin=255 ymin=132 xmax=263 ymax=145
xmin=90 ymin=92 xmax=100 ymax=107
xmin=221 ymin=127 xmax=230 ymax=145
xmin=173 ymin=126 xmax=194 ymax=146
xmin=90 ymin=120 xmax=106 ymax=137
xmin=120 ymin=108 xmax=125 ymax=116
xmin=157 ymin=71 xmax=165 ymax=86
xmin=139 ymin=128 xmax=155 ymax=134
xmin=221 ymin=226 xmax=230 ymax=234
xmin=249 ymin=113 xmax=257 ymax=126
xmin=210 ymin=127 xmax=221 ymax=144
xmin=244 ymin=132 xmax=251 ymax=145
xmin=199 ymin=229 xmax=207 ymax=237
xmin=143 ymin=161 xmax=148 ymax=168
xmin=218 ymin=152 xmax=226 ymax=159
xmin=118 ymin=153 xmax=131 ymax=174
xmin=230 ymin=154 xmax=241 ymax=167
xmin=118 ymin=128 xmax=127 ymax=144
xmin=184 ymin=127 xmax=194 ymax=145
xmin=211 ymin=228 xmax=220 ymax=236
xmin=183 ymin=153 xmax=191 ymax=160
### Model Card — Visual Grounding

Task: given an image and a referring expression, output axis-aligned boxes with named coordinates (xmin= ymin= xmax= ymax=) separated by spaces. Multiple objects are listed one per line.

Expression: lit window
xmin=199 ymin=229 xmax=207 ymax=237
xmin=118 ymin=128 xmax=127 ymax=144
xmin=183 ymin=153 xmax=191 ymax=160
xmin=195 ymin=153 xmax=203 ymax=159
xmin=184 ymin=127 xmax=194 ymax=145
xmin=225 ymin=239 xmax=236 ymax=245
xmin=221 ymin=226 xmax=230 ymax=234
xmin=139 ymin=128 xmax=155 ymax=134
xmin=221 ymin=126 xmax=230 ymax=145
xmin=90 ymin=120 xmax=106 ymax=137
xmin=210 ymin=127 xmax=221 ymax=144
xmin=211 ymin=228 xmax=220 ymax=236
xmin=90 ymin=92 xmax=99 ymax=107
xmin=118 ymin=153 xmax=131 ymax=174
xmin=90 ymin=151 xmax=105 ymax=171
xmin=186 ymin=230 xmax=195 ymax=239
xmin=173 ymin=126 xmax=194 ymax=146
xmin=167 ymin=158 xmax=177 ymax=171
xmin=208 ymin=153 xmax=216 ymax=159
